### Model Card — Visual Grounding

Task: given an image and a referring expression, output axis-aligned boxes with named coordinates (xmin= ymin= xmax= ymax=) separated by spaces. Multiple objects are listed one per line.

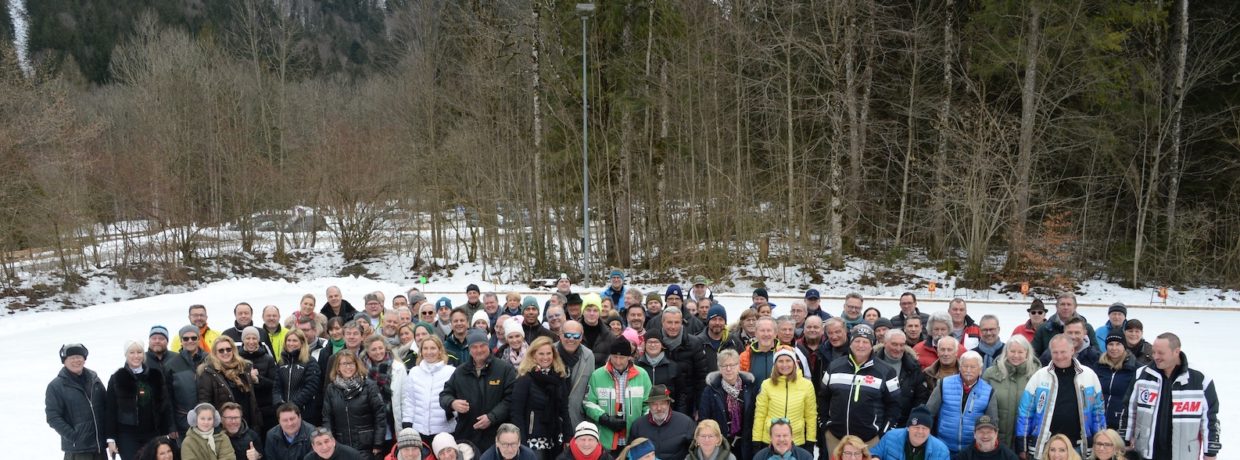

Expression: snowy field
xmin=4 ymin=276 xmax=1236 ymax=459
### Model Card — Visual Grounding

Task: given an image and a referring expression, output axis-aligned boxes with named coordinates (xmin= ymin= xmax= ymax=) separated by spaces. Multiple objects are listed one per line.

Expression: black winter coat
xmin=226 ymin=426 xmax=264 ymax=460
xmin=150 ymin=349 xmax=202 ymax=431
xmin=276 ymin=352 xmax=321 ymax=416
xmin=321 ymin=300 xmax=359 ymax=324
xmin=438 ymin=356 xmax=517 ymax=452
xmin=636 ymin=355 xmax=689 ymax=414
xmin=662 ymin=333 xmax=709 ymax=415
xmin=818 ymin=356 xmax=902 ymax=441
xmin=875 ymin=346 xmax=929 ymax=427
xmin=510 ymin=370 xmax=573 ymax=443
xmin=239 ymin=346 xmax=280 ymax=430
xmin=696 ymin=329 xmax=744 ymax=375
xmin=197 ymin=364 xmax=263 ymax=429
xmin=321 ymin=378 xmax=387 ymax=452
xmin=105 ymin=366 xmax=174 ymax=440
xmin=697 ymin=371 xmax=758 ymax=460
xmin=265 ymin=421 xmax=315 ymax=460
xmin=957 ymin=445 xmax=1020 ymax=460
xmin=45 ymin=367 xmax=108 ymax=454
xmin=1093 ymin=353 xmax=1138 ymax=429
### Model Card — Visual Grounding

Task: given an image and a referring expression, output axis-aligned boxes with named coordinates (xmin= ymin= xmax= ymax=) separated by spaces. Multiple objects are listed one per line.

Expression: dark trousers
xmin=64 ymin=453 xmax=107 ymax=460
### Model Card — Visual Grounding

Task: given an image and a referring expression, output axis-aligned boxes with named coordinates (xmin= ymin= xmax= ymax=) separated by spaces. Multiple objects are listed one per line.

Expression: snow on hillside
xmin=2 ymin=275 xmax=1236 ymax=459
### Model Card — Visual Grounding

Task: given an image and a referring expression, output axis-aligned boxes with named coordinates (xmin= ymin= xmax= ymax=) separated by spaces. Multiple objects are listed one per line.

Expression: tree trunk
xmin=1165 ymin=0 xmax=1188 ymax=241
xmin=785 ymin=40 xmax=796 ymax=248
xmin=530 ymin=1 xmax=546 ymax=268
xmin=1008 ymin=3 xmax=1041 ymax=272
xmin=932 ymin=0 xmax=953 ymax=258
xmin=896 ymin=14 xmax=919 ymax=247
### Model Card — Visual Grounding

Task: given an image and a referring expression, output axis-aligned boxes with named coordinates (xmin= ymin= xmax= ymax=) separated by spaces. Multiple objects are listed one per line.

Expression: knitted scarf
xmin=719 ymin=377 xmax=744 ymax=437
xmin=191 ymin=426 xmax=218 ymax=453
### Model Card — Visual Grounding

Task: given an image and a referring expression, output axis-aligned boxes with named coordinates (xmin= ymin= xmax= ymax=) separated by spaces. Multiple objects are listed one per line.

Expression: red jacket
xmin=1011 ymin=321 xmax=1037 ymax=343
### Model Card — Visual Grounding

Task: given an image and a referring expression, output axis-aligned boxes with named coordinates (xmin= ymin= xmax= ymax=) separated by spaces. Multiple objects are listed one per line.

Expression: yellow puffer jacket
xmin=752 ymin=374 xmax=817 ymax=445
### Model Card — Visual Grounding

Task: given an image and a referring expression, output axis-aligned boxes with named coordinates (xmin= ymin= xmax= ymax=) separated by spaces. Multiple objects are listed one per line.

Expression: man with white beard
xmin=626 ymin=384 xmax=695 ymax=460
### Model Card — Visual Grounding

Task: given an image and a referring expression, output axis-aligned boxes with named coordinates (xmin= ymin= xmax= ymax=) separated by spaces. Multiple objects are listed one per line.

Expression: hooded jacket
xmin=1013 ymin=358 xmax=1106 ymax=457
xmin=402 ymin=359 xmax=457 ymax=436
xmin=1121 ymin=352 xmax=1220 ymax=460
xmin=583 ymin=362 xmax=652 ymax=450
xmin=698 ymin=371 xmax=757 ymax=460
xmin=438 ymin=355 xmax=517 ymax=452
xmin=45 ymin=367 xmax=108 ymax=454
xmin=819 ymin=354 xmax=902 ymax=441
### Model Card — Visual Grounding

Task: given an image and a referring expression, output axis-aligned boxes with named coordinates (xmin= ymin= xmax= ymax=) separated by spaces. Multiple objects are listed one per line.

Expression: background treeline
xmin=0 ymin=0 xmax=1238 ymax=290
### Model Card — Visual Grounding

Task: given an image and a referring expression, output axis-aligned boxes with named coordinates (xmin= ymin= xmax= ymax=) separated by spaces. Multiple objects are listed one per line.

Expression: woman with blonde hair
xmin=196 ymin=336 xmax=261 ymax=429
xmin=275 ymin=328 xmax=320 ymax=427
xmin=511 ymin=336 xmax=572 ymax=460
xmin=688 ymin=419 xmax=735 ymax=460
xmin=982 ymin=335 xmax=1040 ymax=451
xmin=751 ymin=348 xmax=816 ymax=451
xmin=830 ymin=435 xmax=872 ymax=460
xmin=402 ymin=335 xmax=456 ymax=446
xmin=1040 ymin=434 xmax=1081 ymax=460
xmin=285 ymin=293 xmax=327 ymax=331
xmin=731 ymin=309 xmax=759 ymax=346
xmin=1087 ymin=429 xmax=1124 ymax=460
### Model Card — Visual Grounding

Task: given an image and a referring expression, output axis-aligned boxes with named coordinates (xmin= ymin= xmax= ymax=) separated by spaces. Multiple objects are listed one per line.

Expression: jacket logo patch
xmin=1173 ymin=401 xmax=1202 ymax=413
xmin=1138 ymin=388 xmax=1158 ymax=405
xmin=864 ymin=375 xmax=875 ymax=384
xmin=1036 ymin=392 xmax=1047 ymax=412
xmin=489 ymin=379 xmax=502 ymax=385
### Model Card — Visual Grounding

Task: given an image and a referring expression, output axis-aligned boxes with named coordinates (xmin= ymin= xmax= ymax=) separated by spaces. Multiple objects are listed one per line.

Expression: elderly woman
xmin=925 ymin=351 xmax=997 ymax=456
xmin=914 ymin=311 xmax=960 ymax=369
xmin=688 ymin=420 xmax=736 ymax=460
xmin=196 ymin=336 xmax=261 ymax=429
xmin=922 ymin=336 xmax=960 ymax=392
xmin=181 ymin=403 xmax=233 ymax=460
xmin=981 ymin=335 xmax=1039 ymax=451
xmin=1091 ymin=332 xmax=1137 ymax=429
xmin=106 ymin=340 xmax=174 ymax=460
xmin=698 ymin=349 xmax=757 ymax=460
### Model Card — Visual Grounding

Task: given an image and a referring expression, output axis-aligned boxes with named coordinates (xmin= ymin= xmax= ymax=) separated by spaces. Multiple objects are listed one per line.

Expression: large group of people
xmin=46 ymin=272 xmax=1220 ymax=460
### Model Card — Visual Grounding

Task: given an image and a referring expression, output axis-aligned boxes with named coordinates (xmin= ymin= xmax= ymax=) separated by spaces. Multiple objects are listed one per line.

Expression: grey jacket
xmin=559 ymin=342 xmax=596 ymax=428
xmin=45 ymin=367 xmax=108 ymax=453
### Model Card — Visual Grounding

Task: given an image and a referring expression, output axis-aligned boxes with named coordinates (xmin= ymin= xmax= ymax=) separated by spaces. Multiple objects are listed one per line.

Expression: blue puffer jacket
xmin=871 ymin=428 xmax=951 ymax=460
xmin=1091 ymin=353 xmax=1137 ymax=429
xmin=935 ymin=376 xmax=994 ymax=453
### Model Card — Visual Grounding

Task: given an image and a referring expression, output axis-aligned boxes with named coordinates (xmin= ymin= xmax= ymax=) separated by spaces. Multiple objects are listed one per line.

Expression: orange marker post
xmin=1020 ymin=282 xmax=1030 ymax=297
xmin=928 ymin=281 xmax=937 ymax=298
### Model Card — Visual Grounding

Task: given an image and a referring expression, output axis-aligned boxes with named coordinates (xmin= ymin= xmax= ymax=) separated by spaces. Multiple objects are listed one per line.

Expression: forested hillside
xmin=0 ymin=0 xmax=1238 ymax=292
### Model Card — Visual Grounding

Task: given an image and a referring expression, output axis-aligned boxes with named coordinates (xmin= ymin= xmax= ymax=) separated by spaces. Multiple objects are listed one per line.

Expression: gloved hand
xmin=598 ymin=413 xmax=627 ymax=431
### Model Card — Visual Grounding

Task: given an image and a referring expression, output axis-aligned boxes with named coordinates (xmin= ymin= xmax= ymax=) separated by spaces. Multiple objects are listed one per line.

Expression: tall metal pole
xmin=580 ymin=12 xmax=591 ymax=288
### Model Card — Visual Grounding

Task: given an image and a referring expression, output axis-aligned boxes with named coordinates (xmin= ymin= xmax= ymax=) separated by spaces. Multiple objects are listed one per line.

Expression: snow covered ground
xmin=4 ymin=276 xmax=1236 ymax=459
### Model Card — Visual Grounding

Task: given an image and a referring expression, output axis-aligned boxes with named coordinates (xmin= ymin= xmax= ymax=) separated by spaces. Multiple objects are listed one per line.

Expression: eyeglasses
xmin=216 ymin=347 xmax=233 ymax=354
xmin=1029 ymin=311 xmax=1046 ymax=315
xmin=1094 ymin=442 xmax=1115 ymax=448
xmin=980 ymin=328 xmax=999 ymax=333
xmin=222 ymin=416 xmax=242 ymax=421
xmin=338 ymin=362 xmax=356 ymax=367
xmin=420 ymin=311 xmax=435 ymax=316
xmin=719 ymin=363 xmax=739 ymax=369
xmin=841 ymin=450 xmax=865 ymax=459
xmin=182 ymin=336 xmax=199 ymax=341
xmin=497 ymin=441 xmax=521 ymax=448
xmin=563 ymin=332 xmax=582 ymax=340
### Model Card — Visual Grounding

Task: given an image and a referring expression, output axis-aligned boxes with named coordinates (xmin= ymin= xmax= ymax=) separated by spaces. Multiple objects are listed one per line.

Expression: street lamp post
xmin=576 ymin=3 xmax=594 ymax=287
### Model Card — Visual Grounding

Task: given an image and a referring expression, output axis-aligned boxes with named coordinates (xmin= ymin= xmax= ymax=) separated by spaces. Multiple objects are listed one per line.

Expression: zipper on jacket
xmin=81 ymin=378 xmax=101 ymax=452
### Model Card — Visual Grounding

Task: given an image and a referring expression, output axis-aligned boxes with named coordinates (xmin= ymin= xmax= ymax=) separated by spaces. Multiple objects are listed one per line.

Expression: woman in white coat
xmin=401 ymin=335 xmax=457 ymax=446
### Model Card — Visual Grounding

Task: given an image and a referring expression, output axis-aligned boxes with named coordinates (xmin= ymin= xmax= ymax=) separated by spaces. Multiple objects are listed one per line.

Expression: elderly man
xmin=652 ymin=307 xmax=708 ymax=415
xmin=875 ymin=329 xmax=928 ymax=426
xmin=463 ymin=284 xmax=484 ymax=318
xmin=803 ymin=289 xmax=832 ymax=321
xmin=1122 ymin=332 xmax=1221 ymax=460
xmin=871 ymin=405 xmax=951 ymax=460
xmin=627 ymin=384 xmax=695 ymax=460
xmin=925 ymin=351 xmax=997 ymax=456
xmin=47 ymin=343 xmax=108 ymax=460
xmin=357 ymin=293 xmax=385 ymax=329
xmin=959 ymin=415 xmax=1018 ymax=460
xmin=1015 ymin=334 xmax=1105 ymax=458
xmin=948 ymin=298 xmax=981 ymax=350
xmin=1011 ymin=299 xmax=1046 ymax=344
xmin=558 ymin=321 xmax=596 ymax=428
xmin=795 ymin=316 xmax=829 ymax=386
xmin=816 ymin=317 xmax=851 ymax=369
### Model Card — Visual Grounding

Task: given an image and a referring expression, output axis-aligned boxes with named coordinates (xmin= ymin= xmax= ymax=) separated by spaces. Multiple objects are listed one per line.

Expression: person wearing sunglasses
xmin=559 ymin=321 xmax=596 ymax=429
xmin=197 ymin=336 xmax=262 ymax=430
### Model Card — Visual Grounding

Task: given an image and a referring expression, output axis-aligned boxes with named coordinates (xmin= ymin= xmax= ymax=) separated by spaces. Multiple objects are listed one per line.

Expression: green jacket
xmin=583 ymin=363 xmax=652 ymax=450
xmin=982 ymin=362 xmax=1034 ymax=450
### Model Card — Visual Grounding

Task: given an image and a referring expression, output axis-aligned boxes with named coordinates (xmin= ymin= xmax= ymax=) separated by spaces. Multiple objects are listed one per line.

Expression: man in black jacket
xmin=627 ymin=385 xmax=694 ymax=460
xmin=441 ymin=329 xmax=517 ymax=452
xmin=819 ymin=324 xmax=901 ymax=454
xmin=46 ymin=343 xmax=109 ymax=460
xmin=873 ymin=329 xmax=927 ymax=427
xmin=266 ymin=403 xmax=315 ymax=460
xmin=653 ymin=308 xmax=708 ymax=416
